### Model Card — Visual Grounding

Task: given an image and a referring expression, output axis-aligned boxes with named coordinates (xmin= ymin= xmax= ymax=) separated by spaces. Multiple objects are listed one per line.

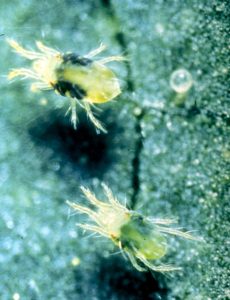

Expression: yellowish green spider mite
xmin=7 ymin=39 xmax=124 ymax=132
xmin=67 ymin=184 xmax=201 ymax=272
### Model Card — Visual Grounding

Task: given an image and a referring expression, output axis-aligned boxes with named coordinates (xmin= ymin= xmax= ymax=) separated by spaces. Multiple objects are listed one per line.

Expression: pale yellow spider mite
xmin=67 ymin=184 xmax=200 ymax=272
xmin=7 ymin=39 xmax=124 ymax=132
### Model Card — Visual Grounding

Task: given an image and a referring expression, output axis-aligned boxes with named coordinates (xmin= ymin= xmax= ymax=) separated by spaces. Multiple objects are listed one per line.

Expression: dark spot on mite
xmin=73 ymin=255 xmax=169 ymax=300
xmin=62 ymin=53 xmax=92 ymax=66
xmin=53 ymin=80 xmax=86 ymax=99
xmin=28 ymin=109 xmax=124 ymax=180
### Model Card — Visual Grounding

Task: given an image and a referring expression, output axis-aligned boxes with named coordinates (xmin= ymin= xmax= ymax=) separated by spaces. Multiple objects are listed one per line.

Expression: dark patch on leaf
xmin=28 ymin=109 xmax=123 ymax=179
xmin=74 ymin=256 xmax=169 ymax=300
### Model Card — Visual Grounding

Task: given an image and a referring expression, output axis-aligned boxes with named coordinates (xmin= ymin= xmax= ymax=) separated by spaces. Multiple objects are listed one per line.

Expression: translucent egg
xmin=170 ymin=69 xmax=193 ymax=93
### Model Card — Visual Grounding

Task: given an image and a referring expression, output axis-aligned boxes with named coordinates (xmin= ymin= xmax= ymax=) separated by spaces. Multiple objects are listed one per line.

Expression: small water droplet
xmin=133 ymin=107 xmax=142 ymax=116
xmin=12 ymin=293 xmax=20 ymax=300
xmin=39 ymin=97 xmax=48 ymax=106
xmin=170 ymin=69 xmax=193 ymax=93
xmin=71 ymin=256 xmax=81 ymax=266
xmin=155 ymin=23 xmax=164 ymax=35
xmin=6 ymin=219 xmax=14 ymax=229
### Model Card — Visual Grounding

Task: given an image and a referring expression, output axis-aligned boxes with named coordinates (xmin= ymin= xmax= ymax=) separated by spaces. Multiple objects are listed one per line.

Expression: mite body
xmin=8 ymin=39 xmax=124 ymax=131
xmin=67 ymin=184 xmax=200 ymax=272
